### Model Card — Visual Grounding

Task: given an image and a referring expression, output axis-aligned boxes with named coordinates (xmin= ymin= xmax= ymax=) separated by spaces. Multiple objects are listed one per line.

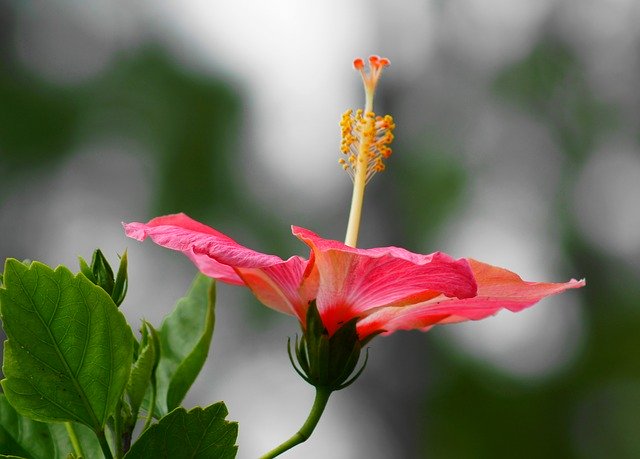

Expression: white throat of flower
xmin=341 ymin=56 xmax=395 ymax=248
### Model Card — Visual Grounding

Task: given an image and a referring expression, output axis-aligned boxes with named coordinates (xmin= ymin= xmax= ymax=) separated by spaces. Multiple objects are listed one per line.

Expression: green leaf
xmin=123 ymin=403 xmax=237 ymax=459
xmin=126 ymin=321 xmax=158 ymax=418
xmin=155 ymin=275 xmax=216 ymax=415
xmin=0 ymin=394 xmax=103 ymax=459
xmin=0 ymin=393 xmax=53 ymax=459
xmin=111 ymin=251 xmax=128 ymax=307
xmin=77 ymin=257 xmax=94 ymax=283
xmin=0 ymin=259 xmax=134 ymax=431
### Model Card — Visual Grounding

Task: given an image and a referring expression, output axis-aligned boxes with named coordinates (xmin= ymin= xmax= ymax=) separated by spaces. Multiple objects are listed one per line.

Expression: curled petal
xmin=293 ymin=226 xmax=477 ymax=335
xmin=356 ymin=259 xmax=586 ymax=338
xmin=124 ymin=213 xmax=316 ymax=320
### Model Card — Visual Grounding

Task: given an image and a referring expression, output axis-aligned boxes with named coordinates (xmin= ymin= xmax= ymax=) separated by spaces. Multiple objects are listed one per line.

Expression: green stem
xmin=95 ymin=429 xmax=113 ymax=459
xmin=114 ymin=400 xmax=124 ymax=459
xmin=65 ymin=422 xmax=85 ymax=458
xmin=259 ymin=387 xmax=332 ymax=459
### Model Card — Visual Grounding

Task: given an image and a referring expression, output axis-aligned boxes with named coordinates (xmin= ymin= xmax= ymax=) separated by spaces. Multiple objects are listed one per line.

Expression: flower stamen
xmin=339 ymin=110 xmax=396 ymax=184
xmin=342 ymin=56 xmax=395 ymax=247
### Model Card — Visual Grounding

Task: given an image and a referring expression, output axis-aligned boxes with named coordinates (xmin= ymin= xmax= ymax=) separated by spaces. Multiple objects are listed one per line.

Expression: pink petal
xmin=124 ymin=213 xmax=316 ymax=319
xmin=356 ymin=259 xmax=586 ymax=338
xmin=293 ymin=226 xmax=477 ymax=335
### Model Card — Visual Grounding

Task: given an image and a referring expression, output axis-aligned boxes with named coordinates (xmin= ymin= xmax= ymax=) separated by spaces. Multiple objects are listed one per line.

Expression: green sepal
xmin=0 ymin=258 xmax=134 ymax=430
xmin=316 ymin=334 xmax=331 ymax=384
xmin=327 ymin=317 xmax=361 ymax=385
xmin=288 ymin=302 xmax=369 ymax=391
xmin=303 ymin=301 xmax=326 ymax=383
xmin=360 ymin=329 xmax=384 ymax=347
xmin=123 ymin=403 xmax=237 ymax=459
xmin=293 ymin=335 xmax=309 ymax=375
xmin=287 ymin=337 xmax=312 ymax=385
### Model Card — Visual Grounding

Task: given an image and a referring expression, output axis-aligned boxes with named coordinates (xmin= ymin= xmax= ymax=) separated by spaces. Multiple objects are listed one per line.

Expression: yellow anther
xmin=338 ymin=108 xmax=395 ymax=184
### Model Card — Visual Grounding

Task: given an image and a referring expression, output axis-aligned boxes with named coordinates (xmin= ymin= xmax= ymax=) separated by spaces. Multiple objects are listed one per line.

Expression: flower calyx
xmin=288 ymin=301 xmax=369 ymax=391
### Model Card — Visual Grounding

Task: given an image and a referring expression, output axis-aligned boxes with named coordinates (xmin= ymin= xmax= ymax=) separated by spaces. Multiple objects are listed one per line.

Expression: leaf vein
xmin=13 ymin=264 xmax=101 ymax=429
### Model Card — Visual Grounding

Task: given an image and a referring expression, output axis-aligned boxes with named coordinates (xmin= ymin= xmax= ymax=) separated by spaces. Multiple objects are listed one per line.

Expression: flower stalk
xmin=65 ymin=422 xmax=85 ymax=458
xmin=262 ymin=302 xmax=368 ymax=457
xmin=259 ymin=387 xmax=332 ymax=459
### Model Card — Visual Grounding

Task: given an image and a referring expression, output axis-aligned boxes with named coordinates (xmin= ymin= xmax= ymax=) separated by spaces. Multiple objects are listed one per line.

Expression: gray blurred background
xmin=1 ymin=0 xmax=639 ymax=457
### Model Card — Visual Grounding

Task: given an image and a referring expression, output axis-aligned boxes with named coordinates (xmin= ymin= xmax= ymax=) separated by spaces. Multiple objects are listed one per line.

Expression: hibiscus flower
xmin=124 ymin=55 xmax=585 ymax=458
xmin=124 ymin=213 xmax=584 ymax=341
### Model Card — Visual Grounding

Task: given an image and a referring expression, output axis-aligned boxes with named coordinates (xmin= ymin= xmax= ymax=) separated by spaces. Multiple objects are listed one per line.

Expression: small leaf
xmin=0 ymin=394 xmax=103 ymax=459
xmin=77 ymin=257 xmax=95 ymax=283
xmin=111 ymin=251 xmax=128 ymax=307
xmin=155 ymin=275 xmax=216 ymax=415
xmin=0 ymin=259 xmax=134 ymax=430
xmin=126 ymin=321 xmax=158 ymax=418
xmin=123 ymin=403 xmax=237 ymax=459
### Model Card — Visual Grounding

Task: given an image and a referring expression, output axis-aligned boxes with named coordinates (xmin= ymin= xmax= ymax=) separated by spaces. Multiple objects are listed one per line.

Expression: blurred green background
xmin=1 ymin=1 xmax=639 ymax=458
